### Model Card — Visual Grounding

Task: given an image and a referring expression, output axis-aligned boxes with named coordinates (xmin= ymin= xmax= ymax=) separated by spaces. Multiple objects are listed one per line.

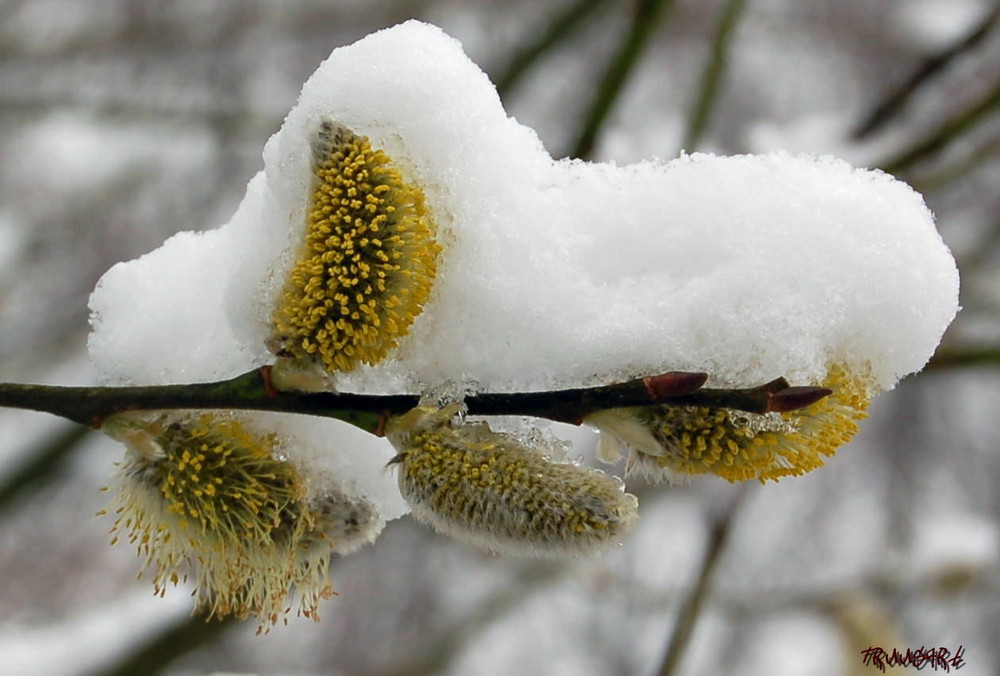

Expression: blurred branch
xmin=86 ymin=613 xmax=237 ymax=676
xmin=0 ymin=96 xmax=280 ymax=135
xmin=0 ymin=368 xmax=832 ymax=435
xmin=568 ymin=0 xmax=674 ymax=159
xmin=681 ymin=0 xmax=748 ymax=151
xmin=853 ymin=2 xmax=1000 ymax=140
xmin=654 ymin=484 xmax=751 ymax=676
xmin=0 ymin=423 xmax=90 ymax=512
xmin=879 ymin=78 xmax=1000 ymax=174
xmin=367 ymin=562 xmax=565 ymax=676
xmin=927 ymin=346 xmax=1000 ymax=370
xmin=906 ymin=136 xmax=1000 ymax=193
xmin=495 ymin=0 xmax=613 ymax=98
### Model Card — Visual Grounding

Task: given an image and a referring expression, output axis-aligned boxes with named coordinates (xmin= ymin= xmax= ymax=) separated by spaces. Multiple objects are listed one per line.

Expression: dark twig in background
xmin=907 ymin=137 xmax=1000 ymax=193
xmin=879 ymin=79 xmax=1000 ymax=174
xmin=654 ymin=484 xmax=751 ymax=676
xmin=681 ymin=0 xmax=747 ymax=151
xmin=853 ymin=2 xmax=1000 ymax=140
xmin=927 ymin=346 xmax=1000 ymax=369
xmin=494 ymin=0 xmax=613 ymax=98
xmin=0 ymin=424 xmax=90 ymax=512
xmin=87 ymin=614 xmax=236 ymax=676
xmin=365 ymin=563 xmax=566 ymax=676
xmin=568 ymin=0 xmax=674 ymax=159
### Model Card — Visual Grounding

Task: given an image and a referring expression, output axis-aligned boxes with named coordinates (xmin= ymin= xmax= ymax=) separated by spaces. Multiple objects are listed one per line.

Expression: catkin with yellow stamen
xmin=103 ymin=412 xmax=379 ymax=629
xmin=586 ymin=364 xmax=872 ymax=483
xmin=272 ymin=120 xmax=440 ymax=374
xmin=386 ymin=405 xmax=639 ymax=557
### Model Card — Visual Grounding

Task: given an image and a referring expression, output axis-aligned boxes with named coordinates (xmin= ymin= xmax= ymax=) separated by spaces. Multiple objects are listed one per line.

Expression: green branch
xmin=0 ymin=368 xmax=831 ymax=435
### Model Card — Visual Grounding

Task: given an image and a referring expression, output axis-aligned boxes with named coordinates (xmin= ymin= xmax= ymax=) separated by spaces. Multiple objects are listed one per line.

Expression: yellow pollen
xmin=594 ymin=363 xmax=872 ymax=483
xmin=102 ymin=412 xmax=339 ymax=630
xmin=386 ymin=405 xmax=639 ymax=556
xmin=273 ymin=120 xmax=440 ymax=373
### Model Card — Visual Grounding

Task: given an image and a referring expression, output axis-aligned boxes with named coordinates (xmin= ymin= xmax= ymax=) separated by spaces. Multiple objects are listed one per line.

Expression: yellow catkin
xmin=386 ymin=405 xmax=639 ymax=557
xmin=103 ymin=412 xmax=380 ymax=629
xmin=272 ymin=120 xmax=440 ymax=374
xmin=587 ymin=364 xmax=872 ymax=483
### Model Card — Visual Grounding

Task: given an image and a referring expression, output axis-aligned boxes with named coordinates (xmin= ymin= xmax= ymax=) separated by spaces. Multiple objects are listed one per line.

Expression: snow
xmin=88 ymin=20 xmax=959 ymax=520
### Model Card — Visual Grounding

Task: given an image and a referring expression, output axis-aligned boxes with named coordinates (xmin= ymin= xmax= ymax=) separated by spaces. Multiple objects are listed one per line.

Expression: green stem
xmin=682 ymin=0 xmax=748 ymax=151
xmin=569 ymin=0 xmax=674 ymax=159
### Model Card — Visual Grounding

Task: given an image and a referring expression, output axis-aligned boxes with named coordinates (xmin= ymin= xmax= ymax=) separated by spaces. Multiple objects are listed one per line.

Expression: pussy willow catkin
xmin=587 ymin=364 xmax=872 ymax=483
xmin=103 ymin=411 xmax=381 ymax=629
xmin=387 ymin=405 xmax=639 ymax=557
xmin=272 ymin=120 xmax=440 ymax=374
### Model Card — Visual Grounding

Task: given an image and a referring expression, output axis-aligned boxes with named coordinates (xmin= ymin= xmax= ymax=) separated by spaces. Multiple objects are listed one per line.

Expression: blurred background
xmin=0 ymin=0 xmax=998 ymax=674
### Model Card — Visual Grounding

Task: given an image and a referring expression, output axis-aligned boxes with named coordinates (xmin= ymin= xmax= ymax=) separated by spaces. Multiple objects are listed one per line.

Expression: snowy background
xmin=0 ymin=1 xmax=998 ymax=675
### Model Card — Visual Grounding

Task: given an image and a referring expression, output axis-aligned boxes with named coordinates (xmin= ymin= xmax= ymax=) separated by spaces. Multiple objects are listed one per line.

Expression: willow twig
xmin=0 ymin=368 xmax=830 ymax=436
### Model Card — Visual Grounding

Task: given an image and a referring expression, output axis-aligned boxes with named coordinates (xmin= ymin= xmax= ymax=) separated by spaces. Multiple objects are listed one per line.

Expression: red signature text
xmin=860 ymin=645 xmax=965 ymax=672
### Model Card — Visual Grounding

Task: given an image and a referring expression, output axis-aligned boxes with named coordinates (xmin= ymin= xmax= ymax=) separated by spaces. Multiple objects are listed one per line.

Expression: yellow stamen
xmin=102 ymin=412 xmax=348 ymax=630
xmin=387 ymin=405 xmax=639 ymax=556
xmin=272 ymin=121 xmax=440 ymax=373
xmin=589 ymin=364 xmax=872 ymax=483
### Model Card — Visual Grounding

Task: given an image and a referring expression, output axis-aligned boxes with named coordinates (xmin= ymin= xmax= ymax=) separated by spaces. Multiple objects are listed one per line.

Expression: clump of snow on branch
xmin=88 ymin=20 xmax=959 ymax=513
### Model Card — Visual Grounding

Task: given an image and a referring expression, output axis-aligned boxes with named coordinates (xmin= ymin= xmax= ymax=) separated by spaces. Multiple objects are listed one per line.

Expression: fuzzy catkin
xmin=587 ymin=364 xmax=872 ymax=483
xmin=387 ymin=405 xmax=639 ymax=557
xmin=103 ymin=411 xmax=382 ymax=629
xmin=272 ymin=120 xmax=440 ymax=374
